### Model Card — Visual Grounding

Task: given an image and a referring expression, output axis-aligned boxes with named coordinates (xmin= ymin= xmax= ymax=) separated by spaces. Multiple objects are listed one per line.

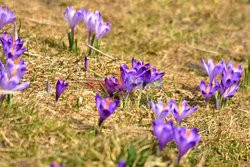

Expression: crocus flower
xmin=0 ymin=32 xmax=26 ymax=60
xmin=150 ymin=100 xmax=170 ymax=122
xmin=223 ymin=60 xmax=243 ymax=82
xmin=141 ymin=67 xmax=165 ymax=88
xmin=174 ymin=126 xmax=200 ymax=163
xmin=55 ymin=79 xmax=68 ymax=102
xmin=168 ymin=99 xmax=198 ymax=123
xmin=0 ymin=6 xmax=16 ymax=30
xmin=119 ymin=64 xmax=143 ymax=93
xmin=199 ymin=80 xmax=220 ymax=104
xmin=221 ymin=82 xmax=240 ymax=99
xmin=131 ymin=58 xmax=164 ymax=88
xmin=84 ymin=56 xmax=88 ymax=71
xmin=82 ymin=9 xmax=102 ymax=42
xmin=0 ymin=59 xmax=29 ymax=92
xmin=50 ymin=163 xmax=63 ymax=167
xmin=95 ymin=21 xmax=111 ymax=39
xmin=221 ymin=61 xmax=243 ymax=89
xmin=117 ymin=160 xmax=126 ymax=167
xmin=153 ymin=120 xmax=174 ymax=150
xmin=95 ymin=93 xmax=120 ymax=126
xmin=64 ymin=7 xmax=84 ymax=32
xmin=202 ymin=59 xmax=223 ymax=81
xmin=117 ymin=58 xmax=154 ymax=93
xmin=105 ymin=76 xmax=119 ymax=96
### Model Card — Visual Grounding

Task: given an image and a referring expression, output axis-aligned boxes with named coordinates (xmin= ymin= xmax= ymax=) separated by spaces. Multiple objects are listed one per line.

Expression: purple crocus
xmin=117 ymin=160 xmax=126 ymax=167
xmin=174 ymin=126 xmax=200 ymax=163
xmin=84 ymin=56 xmax=88 ymax=71
xmin=119 ymin=64 xmax=144 ymax=93
xmin=142 ymin=67 xmax=165 ymax=88
xmin=0 ymin=59 xmax=29 ymax=92
xmin=95 ymin=93 xmax=120 ymax=126
xmin=55 ymin=79 xmax=68 ymax=102
xmin=223 ymin=60 xmax=243 ymax=82
xmin=0 ymin=6 xmax=16 ymax=30
xmin=82 ymin=9 xmax=102 ymax=42
xmin=95 ymin=21 xmax=111 ymax=39
xmin=64 ymin=7 xmax=84 ymax=32
xmin=221 ymin=82 xmax=240 ymax=99
xmin=118 ymin=58 xmax=161 ymax=93
xmin=131 ymin=58 xmax=164 ymax=88
xmin=153 ymin=120 xmax=174 ymax=150
xmin=219 ymin=61 xmax=242 ymax=98
xmin=202 ymin=59 xmax=223 ymax=81
xmin=150 ymin=101 xmax=170 ymax=122
xmin=221 ymin=61 xmax=243 ymax=89
xmin=199 ymin=80 xmax=220 ymax=104
xmin=105 ymin=76 xmax=119 ymax=96
xmin=168 ymin=99 xmax=198 ymax=123
xmin=0 ymin=32 xmax=26 ymax=60
xmin=105 ymin=58 xmax=164 ymax=94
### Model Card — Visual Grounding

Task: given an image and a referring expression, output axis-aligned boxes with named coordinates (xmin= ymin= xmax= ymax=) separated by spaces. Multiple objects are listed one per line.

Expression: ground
xmin=0 ymin=0 xmax=249 ymax=166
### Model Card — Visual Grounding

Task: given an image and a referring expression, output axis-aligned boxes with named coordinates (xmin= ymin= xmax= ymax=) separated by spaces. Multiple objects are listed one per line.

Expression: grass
xmin=0 ymin=0 xmax=250 ymax=166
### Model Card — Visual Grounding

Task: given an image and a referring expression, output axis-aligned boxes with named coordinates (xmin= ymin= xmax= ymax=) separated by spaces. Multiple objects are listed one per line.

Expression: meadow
xmin=0 ymin=0 xmax=249 ymax=166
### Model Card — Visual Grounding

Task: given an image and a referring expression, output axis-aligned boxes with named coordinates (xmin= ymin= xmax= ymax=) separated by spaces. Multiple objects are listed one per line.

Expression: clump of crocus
xmin=152 ymin=120 xmax=200 ymax=163
xmin=200 ymin=59 xmax=243 ymax=109
xmin=0 ymin=32 xmax=26 ymax=60
xmin=105 ymin=58 xmax=165 ymax=96
xmin=151 ymin=100 xmax=200 ymax=164
xmin=64 ymin=6 xmax=84 ymax=50
xmin=95 ymin=93 xmax=119 ymax=126
xmin=82 ymin=9 xmax=111 ymax=42
xmin=150 ymin=100 xmax=170 ymax=122
xmin=82 ymin=9 xmax=111 ymax=56
xmin=168 ymin=99 xmax=198 ymax=124
xmin=174 ymin=126 xmax=200 ymax=164
xmin=0 ymin=6 xmax=16 ymax=30
xmin=55 ymin=79 xmax=68 ymax=102
xmin=0 ymin=59 xmax=30 ymax=92
xmin=117 ymin=160 xmax=126 ymax=167
xmin=0 ymin=58 xmax=30 ymax=103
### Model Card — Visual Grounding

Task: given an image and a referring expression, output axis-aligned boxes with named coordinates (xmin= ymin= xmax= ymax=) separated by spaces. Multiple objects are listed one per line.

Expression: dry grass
xmin=0 ymin=0 xmax=249 ymax=166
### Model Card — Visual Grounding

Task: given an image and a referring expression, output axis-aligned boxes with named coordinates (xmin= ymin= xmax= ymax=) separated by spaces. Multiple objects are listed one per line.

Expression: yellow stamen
xmin=178 ymin=102 xmax=184 ymax=114
xmin=11 ymin=69 xmax=17 ymax=76
xmin=206 ymin=86 xmax=209 ymax=93
xmin=10 ymin=45 xmax=16 ymax=55
xmin=104 ymin=98 xmax=113 ymax=110
xmin=186 ymin=129 xmax=191 ymax=137
xmin=14 ymin=58 xmax=20 ymax=65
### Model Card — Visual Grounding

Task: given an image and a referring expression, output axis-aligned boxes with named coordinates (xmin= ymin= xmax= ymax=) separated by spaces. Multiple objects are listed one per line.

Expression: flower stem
xmin=7 ymin=94 xmax=13 ymax=105
xmin=87 ymin=34 xmax=96 ymax=57
xmin=137 ymin=89 xmax=143 ymax=108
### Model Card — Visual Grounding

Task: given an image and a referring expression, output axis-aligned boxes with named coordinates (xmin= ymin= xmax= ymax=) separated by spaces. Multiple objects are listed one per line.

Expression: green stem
xmin=87 ymin=34 xmax=96 ymax=57
xmin=137 ymin=89 xmax=142 ymax=108
xmin=7 ymin=94 xmax=13 ymax=105
xmin=124 ymin=93 xmax=130 ymax=109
